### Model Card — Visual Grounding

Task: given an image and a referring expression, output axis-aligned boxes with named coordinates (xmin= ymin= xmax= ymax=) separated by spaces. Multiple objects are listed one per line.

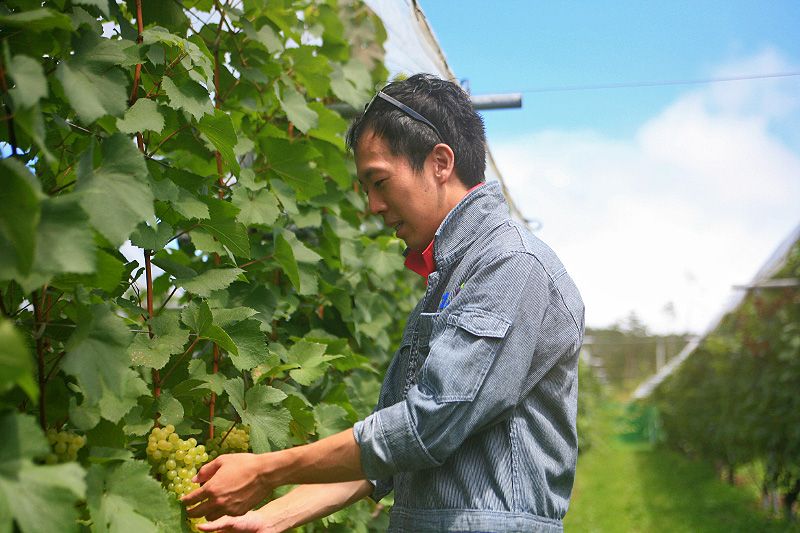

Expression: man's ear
xmin=428 ymin=143 xmax=455 ymax=185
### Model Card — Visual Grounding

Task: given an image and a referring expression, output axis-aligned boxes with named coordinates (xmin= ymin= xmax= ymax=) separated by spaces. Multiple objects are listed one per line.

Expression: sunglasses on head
xmin=364 ymin=91 xmax=444 ymax=143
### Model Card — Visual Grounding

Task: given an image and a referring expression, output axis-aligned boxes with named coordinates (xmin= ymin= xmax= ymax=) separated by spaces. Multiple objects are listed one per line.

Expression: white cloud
xmin=492 ymin=50 xmax=800 ymax=334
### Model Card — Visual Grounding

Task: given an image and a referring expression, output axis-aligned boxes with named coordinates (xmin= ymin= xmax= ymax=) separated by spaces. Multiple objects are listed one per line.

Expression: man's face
xmin=354 ymin=131 xmax=447 ymax=250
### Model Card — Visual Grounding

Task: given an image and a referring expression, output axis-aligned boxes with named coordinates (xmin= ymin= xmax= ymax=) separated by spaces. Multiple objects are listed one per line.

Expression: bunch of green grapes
xmin=205 ymin=425 xmax=250 ymax=459
xmin=44 ymin=428 xmax=85 ymax=463
xmin=145 ymin=425 xmax=210 ymax=498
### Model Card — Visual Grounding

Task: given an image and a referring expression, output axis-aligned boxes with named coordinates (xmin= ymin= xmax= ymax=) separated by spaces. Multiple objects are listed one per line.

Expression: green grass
xmin=563 ymin=405 xmax=800 ymax=533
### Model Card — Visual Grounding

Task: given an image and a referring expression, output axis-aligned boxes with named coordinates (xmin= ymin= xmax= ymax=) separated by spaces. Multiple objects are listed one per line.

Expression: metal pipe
xmin=327 ymin=93 xmax=523 ymax=118
xmin=470 ymin=93 xmax=522 ymax=110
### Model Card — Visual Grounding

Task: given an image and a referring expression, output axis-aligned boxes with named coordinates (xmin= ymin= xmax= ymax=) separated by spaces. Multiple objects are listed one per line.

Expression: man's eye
xmin=374 ymin=179 xmax=386 ymax=189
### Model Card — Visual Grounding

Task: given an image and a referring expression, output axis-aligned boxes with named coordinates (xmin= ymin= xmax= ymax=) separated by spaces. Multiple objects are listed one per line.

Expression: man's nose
xmin=368 ymin=190 xmax=387 ymax=216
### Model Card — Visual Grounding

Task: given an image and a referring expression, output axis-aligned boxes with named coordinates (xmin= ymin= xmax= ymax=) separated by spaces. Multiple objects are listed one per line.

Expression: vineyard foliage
xmin=649 ymin=241 xmax=800 ymax=513
xmin=0 ymin=0 xmax=421 ymax=531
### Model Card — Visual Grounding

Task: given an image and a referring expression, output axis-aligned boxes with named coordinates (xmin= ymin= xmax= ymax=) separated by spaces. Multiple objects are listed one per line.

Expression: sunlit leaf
xmin=57 ymin=30 xmax=128 ymax=123
xmin=231 ymin=187 xmax=280 ymax=228
xmin=274 ymin=232 xmax=300 ymax=292
xmin=225 ymin=378 xmax=290 ymax=452
xmin=0 ymin=413 xmax=86 ymax=533
xmin=75 ymin=133 xmax=154 ymax=247
xmin=161 ymin=76 xmax=214 ymax=121
xmin=176 ymin=267 xmax=244 ymax=299
xmin=0 ymin=8 xmax=72 ymax=32
xmin=86 ymin=459 xmax=182 ymax=533
xmin=0 ymin=320 xmax=37 ymax=402
xmin=62 ymin=303 xmax=135 ymax=406
xmin=225 ymin=319 xmax=269 ymax=371
xmin=6 ymin=54 xmax=48 ymax=109
xmin=116 ymin=98 xmax=165 ymax=134
xmin=277 ymin=85 xmax=318 ymax=134
xmin=0 ymin=158 xmax=42 ymax=275
xmin=196 ymin=109 xmax=241 ymax=176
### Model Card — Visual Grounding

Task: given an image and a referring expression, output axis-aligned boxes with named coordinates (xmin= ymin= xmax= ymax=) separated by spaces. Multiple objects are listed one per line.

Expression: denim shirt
xmin=353 ymin=181 xmax=585 ymax=532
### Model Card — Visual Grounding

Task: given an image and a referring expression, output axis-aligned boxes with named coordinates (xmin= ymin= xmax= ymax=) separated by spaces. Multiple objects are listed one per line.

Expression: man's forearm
xmin=261 ymin=480 xmax=374 ymax=531
xmin=270 ymin=428 xmax=366 ymax=486
xmin=183 ymin=427 xmax=369 ymax=522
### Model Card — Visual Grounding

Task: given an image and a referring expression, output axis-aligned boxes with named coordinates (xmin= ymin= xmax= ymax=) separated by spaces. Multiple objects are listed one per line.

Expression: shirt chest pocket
xmin=419 ymin=309 xmax=511 ymax=402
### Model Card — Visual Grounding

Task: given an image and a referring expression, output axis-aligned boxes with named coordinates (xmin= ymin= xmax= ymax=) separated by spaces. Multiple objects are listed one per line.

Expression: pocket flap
xmin=448 ymin=309 xmax=511 ymax=338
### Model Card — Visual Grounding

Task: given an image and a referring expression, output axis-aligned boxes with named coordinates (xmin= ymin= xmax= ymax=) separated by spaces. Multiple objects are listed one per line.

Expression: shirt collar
xmin=403 ymin=182 xmax=485 ymax=279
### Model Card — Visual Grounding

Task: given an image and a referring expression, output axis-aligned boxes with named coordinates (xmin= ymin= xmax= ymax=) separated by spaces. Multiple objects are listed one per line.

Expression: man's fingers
xmin=198 ymin=513 xmax=257 ymax=533
xmin=180 ymin=484 xmax=207 ymax=507
xmin=193 ymin=456 xmax=222 ymax=483
xmin=197 ymin=515 xmax=238 ymax=532
xmin=183 ymin=499 xmax=227 ymax=522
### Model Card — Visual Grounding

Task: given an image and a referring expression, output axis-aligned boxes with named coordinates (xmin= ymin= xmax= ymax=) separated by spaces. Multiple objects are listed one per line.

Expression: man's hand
xmin=196 ymin=480 xmax=374 ymax=533
xmin=181 ymin=453 xmax=276 ymax=521
xmin=196 ymin=509 xmax=278 ymax=533
xmin=181 ymin=429 xmax=366 ymax=522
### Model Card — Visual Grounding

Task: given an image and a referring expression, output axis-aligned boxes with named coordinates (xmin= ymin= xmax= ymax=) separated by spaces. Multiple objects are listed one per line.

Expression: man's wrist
xmin=256 ymin=448 xmax=299 ymax=492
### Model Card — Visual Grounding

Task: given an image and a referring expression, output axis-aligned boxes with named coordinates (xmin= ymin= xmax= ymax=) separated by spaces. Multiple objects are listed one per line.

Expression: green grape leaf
xmin=176 ymin=267 xmax=244 ymax=299
xmin=241 ymin=18 xmax=283 ymax=53
xmin=276 ymin=85 xmax=318 ymax=134
xmin=123 ymin=405 xmax=155 ymax=437
xmin=278 ymin=229 xmax=323 ymax=264
xmin=181 ymin=300 xmax=238 ymax=355
xmin=225 ymin=319 xmax=269 ymax=371
xmin=70 ymin=395 xmax=102 ymax=431
xmin=56 ymin=31 xmax=128 ymax=123
xmin=0 ymin=158 xmax=42 ymax=276
xmin=129 ymin=220 xmax=174 ymax=251
xmin=198 ymin=218 xmax=250 ymax=259
xmin=286 ymin=46 xmax=332 ymax=99
xmin=74 ymin=0 xmax=112 ymax=17
xmin=161 ymin=76 xmax=213 ymax=121
xmin=86 ymin=459 xmax=182 ymax=533
xmin=0 ymin=413 xmax=86 ymax=533
xmin=274 ymin=232 xmax=300 ymax=292
xmin=329 ymin=61 xmax=370 ymax=109
xmin=152 ymin=391 xmax=184 ymax=427
xmin=187 ymin=359 xmax=227 ymax=395
xmin=307 ymin=103 xmax=348 ymax=151
xmin=75 ymin=133 xmax=154 ymax=247
xmin=210 ymin=306 xmax=259 ymax=327
xmin=313 ymin=403 xmax=351 ymax=439
xmin=129 ymin=314 xmax=188 ymax=370
xmin=195 ymin=110 xmax=241 ymax=176
xmin=287 ymin=339 xmax=342 ymax=386
xmin=362 ymin=242 xmax=400 ymax=278
xmin=0 ymin=8 xmax=72 ymax=32
xmin=262 ymin=138 xmax=324 ymax=201
xmin=284 ymin=394 xmax=316 ymax=435
xmin=231 ymin=187 xmax=281 ymax=228
xmin=98 ymin=368 xmax=150 ymax=423
xmin=151 ymin=256 xmax=197 ymax=280
xmin=225 ymin=379 xmax=290 ymax=452
xmin=6 ymin=54 xmax=48 ymax=109
xmin=50 ymin=248 xmax=127 ymax=294
xmin=116 ymin=98 xmax=165 ymax=134
xmin=0 ymin=320 xmax=37 ymax=402
xmin=62 ymin=303 xmax=135 ymax=406
xmin=173 ymin=186 xmax=210 ymax=220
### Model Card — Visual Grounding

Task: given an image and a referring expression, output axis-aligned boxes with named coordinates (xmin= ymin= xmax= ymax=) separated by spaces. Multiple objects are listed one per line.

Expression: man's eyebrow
xmin=357 ymin=169 xmax=379 ymax=187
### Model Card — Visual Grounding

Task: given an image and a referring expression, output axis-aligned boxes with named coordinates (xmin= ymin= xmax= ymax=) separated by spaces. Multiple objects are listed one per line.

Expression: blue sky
xmin=420 ymin=1 xmax=800 ymax=334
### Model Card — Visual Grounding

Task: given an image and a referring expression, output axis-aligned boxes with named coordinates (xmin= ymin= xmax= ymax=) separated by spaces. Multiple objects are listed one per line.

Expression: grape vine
xmin=0 ymin=0 xmax=410 ymax=531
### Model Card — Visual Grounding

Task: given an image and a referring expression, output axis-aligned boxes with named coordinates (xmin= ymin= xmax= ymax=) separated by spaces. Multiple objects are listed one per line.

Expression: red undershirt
xmin=403 ymin=182 xmax=484 ymax=279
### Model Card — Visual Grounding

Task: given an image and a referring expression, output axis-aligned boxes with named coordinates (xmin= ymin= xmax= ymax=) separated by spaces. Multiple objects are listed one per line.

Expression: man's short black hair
xmin=346 ymin=74 xmax=487 ymax=188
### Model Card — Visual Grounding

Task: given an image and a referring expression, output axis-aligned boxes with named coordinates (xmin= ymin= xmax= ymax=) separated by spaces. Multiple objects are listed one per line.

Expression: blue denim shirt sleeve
xmin=355 ymin=250 xmax=561 ymax=480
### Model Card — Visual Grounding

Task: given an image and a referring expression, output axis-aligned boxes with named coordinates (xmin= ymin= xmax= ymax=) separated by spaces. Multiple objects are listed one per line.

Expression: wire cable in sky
xmin=521 ymin=71 xmax=800 ymax=94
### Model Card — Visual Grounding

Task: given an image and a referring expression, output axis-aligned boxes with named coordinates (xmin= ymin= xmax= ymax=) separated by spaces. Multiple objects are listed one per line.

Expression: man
xmin=182 ymin=74 xmax=585 ymax=532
